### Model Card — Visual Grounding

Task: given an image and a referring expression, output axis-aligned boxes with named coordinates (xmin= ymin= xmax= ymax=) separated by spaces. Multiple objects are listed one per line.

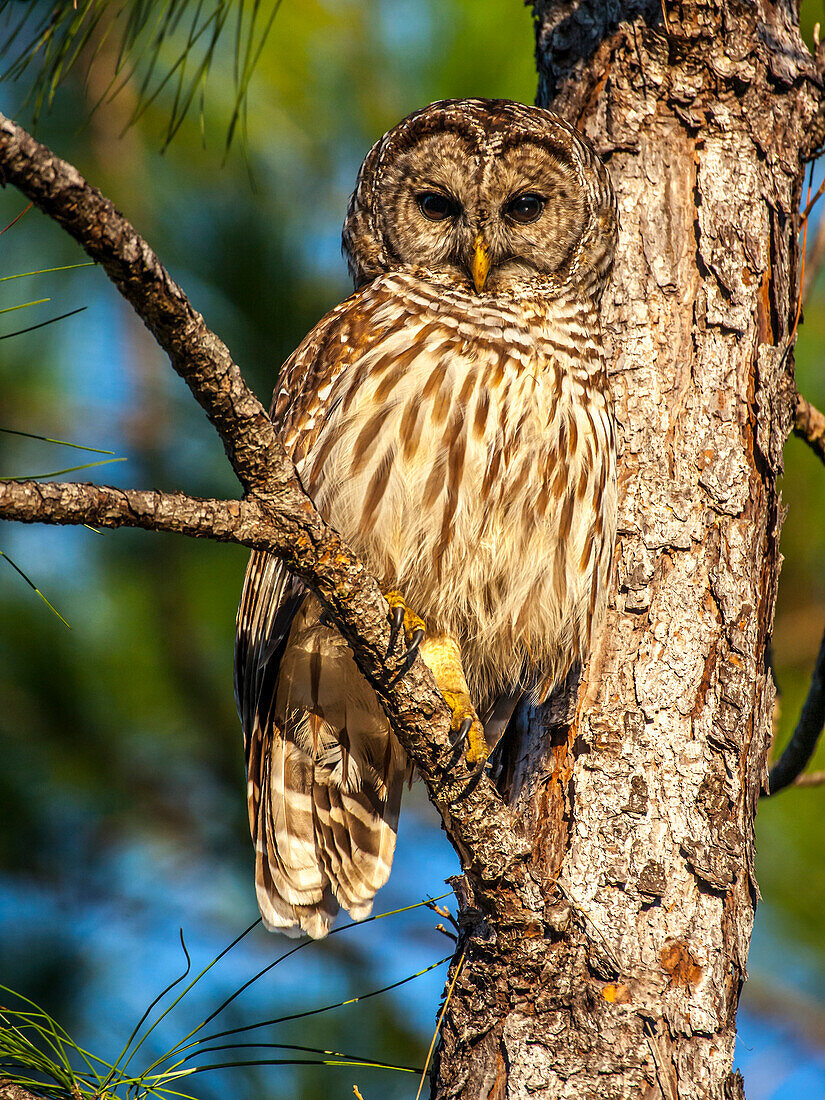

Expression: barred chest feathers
xmin=293 ymin=272 xmax=617 ymax=714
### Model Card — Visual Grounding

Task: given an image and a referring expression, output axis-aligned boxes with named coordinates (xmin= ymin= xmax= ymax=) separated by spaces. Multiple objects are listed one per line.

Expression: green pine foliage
xmin=0 ymin=0 xmax=282 ymax=149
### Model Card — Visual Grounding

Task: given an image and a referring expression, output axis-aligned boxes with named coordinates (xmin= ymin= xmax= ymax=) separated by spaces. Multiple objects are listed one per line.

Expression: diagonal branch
xmin=0 ymin=115 xmax=529 ymax=897
xmin=766 ymin=621 xmax=825 ymax=795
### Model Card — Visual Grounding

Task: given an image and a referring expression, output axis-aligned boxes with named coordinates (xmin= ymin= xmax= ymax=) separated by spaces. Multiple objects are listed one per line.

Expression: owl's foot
xmin=385 ymin=590 xmax=426 ymax=677
xmin=387 ymin=620 xmax=489 ymax=773
xmin=442 ymin=690 xmax=488 ymax=767
xmin=415 ymin=633 xmax=489 ymax=773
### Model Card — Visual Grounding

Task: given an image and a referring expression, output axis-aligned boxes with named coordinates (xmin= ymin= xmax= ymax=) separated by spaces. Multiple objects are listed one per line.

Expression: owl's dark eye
xmin=416 ymin=191 xmax=459 ymax=222
xmin=504 ymin=193 xmax=545 ymax=224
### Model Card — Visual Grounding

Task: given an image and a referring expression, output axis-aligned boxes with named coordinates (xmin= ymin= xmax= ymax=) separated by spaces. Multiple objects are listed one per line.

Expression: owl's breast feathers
xmin=236 ymin=270 xmax=617 ymax=937
xmin=278 ymin=272 xmax=617 ymax=711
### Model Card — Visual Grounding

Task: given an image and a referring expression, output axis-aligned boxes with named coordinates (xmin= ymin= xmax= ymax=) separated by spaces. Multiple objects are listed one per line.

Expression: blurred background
xmin=0 ymin=2 xmax=824 ymax=1097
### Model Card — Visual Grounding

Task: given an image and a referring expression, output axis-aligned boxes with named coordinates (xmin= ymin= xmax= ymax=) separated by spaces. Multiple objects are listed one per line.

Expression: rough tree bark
xmin=430 ymin=2 xmax=825 ymax=1098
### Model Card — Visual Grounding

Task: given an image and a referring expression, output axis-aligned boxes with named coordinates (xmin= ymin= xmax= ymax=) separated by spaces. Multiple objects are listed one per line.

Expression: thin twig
xmin=792 ymin=769 xmax=825 ymax=788
xmin=766 ymin=622 xmax=825 ymax=795
xmin=425 ymin=900 xmax=459 ymax=931
xmin=434 ymin=924 xmax=458 ymax=942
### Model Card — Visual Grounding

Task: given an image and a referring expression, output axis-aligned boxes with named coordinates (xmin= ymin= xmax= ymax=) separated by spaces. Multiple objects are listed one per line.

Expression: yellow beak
xmin=471 ymin=233 xmax=491 ymax=294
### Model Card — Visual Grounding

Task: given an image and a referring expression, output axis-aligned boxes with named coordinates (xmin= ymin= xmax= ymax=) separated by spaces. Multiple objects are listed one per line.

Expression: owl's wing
xmin=234 ymin=292 xmax=364 ymax=735
xmin=234 ymin=289 xmax=407 ymax=939
xmin=233 ymin=307 xmax=339 ymax=749
xmin=234 ymin=551 xmax=304 ymax=770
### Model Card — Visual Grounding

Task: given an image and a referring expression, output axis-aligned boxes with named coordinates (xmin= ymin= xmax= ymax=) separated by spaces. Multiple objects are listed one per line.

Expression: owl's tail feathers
xmin=313 ymin=769 xmax=404 ymax=922
xmin=251 ymin=724 xmax=405 ymax=939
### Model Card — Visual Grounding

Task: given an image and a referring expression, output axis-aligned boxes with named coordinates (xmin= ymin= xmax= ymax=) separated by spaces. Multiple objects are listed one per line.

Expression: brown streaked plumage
xmin=235 ymin=98 xmax=618 ymax=938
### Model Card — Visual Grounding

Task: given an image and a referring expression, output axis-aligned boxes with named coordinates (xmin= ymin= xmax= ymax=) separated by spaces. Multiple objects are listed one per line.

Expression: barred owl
xmin=235 ymin=99 xmax=617 ymax=938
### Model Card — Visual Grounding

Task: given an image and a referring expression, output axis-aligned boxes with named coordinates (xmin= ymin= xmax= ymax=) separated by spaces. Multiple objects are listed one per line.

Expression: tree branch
xmin=0 ymin=110 xmax=278 ymax=495
xmin=766 ymin=622 xmax=825 ymax=795
xmin=794 ymin=393 xmax=825 ymax=465
xmin=0 ymin=115 xmax=530 ymax=897
xmin=0 ymin=480 xmax=264 ymax=543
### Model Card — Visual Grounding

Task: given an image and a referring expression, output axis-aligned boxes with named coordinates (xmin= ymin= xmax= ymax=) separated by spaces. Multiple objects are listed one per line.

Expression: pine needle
xmin=0 ymin=297 xmax=50 ymax=314
xmin=1 ymin=455 xmax=126 ymax=480
xmin=0 ymin=549 xmax=70 ymax=627
xmin=0 ymin=0 xmax=283 ymax=149
xmin=0 ymin=201 xmax=33 ymax=235
xmin=1 ymin=897 xmax=455 ymax=1098
xmin=0 ymin=261 xmax=96 ymax=282
xmin=196 ymin=954 xmax=452 ymax=1045
xmin=0 ymin=305 xmax=88 ymax=339
xmin=0 ymin=426 xmax=115 ymax=454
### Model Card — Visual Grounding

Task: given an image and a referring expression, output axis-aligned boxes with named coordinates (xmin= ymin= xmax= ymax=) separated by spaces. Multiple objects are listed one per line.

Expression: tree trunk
xmin=431 ymin=3 xmax=825 ymax=1097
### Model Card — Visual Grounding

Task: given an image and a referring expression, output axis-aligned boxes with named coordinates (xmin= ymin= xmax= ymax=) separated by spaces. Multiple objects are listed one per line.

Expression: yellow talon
xmin=385 ymin=609 xmax=487 ymax=768
xmin=441 ymin=689 xmax=488 ymax=765
xmin=385 ymin=589 xmax=426 ymax=644
xmin=465 ymin=725 xmax=489 ymax=765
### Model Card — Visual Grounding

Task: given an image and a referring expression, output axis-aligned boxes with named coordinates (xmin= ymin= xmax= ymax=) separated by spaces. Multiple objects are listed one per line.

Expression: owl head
xmin=342 ymin=98 xmax=617 ymax=301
